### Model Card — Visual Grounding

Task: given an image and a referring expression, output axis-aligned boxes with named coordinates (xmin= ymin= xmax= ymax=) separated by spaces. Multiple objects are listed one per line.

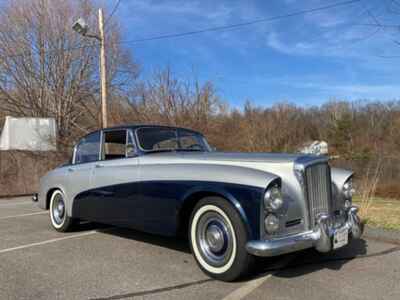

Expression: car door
xmin=135 ymin=127 xmax=182 ymax=235
xmin=89 ymin=129 xmax=140 ymax=226
xmin=67 ymin=131 xmax=101 ymax=219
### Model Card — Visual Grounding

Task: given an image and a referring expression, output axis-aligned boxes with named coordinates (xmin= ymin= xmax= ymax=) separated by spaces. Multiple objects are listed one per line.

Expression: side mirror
xmin=126 ymin=143 xmax=137 ymax=158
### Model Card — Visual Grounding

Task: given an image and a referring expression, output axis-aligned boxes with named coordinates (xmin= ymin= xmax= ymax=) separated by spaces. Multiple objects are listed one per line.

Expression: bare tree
xmin=0 ymin=0 xmax=139 ymax=147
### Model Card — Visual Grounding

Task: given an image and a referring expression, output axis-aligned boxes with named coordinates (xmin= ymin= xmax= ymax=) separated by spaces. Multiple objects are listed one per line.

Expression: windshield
xmin=136 ymin=127 xmax=211 ymax=153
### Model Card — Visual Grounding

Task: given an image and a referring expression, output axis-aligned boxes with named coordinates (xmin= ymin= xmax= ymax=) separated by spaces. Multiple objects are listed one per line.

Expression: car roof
xmin=84 ymin=124 xmax=202 ymax=137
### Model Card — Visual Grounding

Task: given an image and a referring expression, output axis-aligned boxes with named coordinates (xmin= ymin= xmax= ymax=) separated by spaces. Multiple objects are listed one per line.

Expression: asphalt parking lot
xmin=1 ymin=197 xmax=400 ymax=300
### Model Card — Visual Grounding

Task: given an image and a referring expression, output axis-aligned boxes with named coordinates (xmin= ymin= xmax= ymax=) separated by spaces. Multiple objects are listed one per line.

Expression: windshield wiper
xmin=143 ymin=149 xmax=175 ymax=154
xmin=175 ymin=148 xmax=203 ymax=152
xmin=144 ymin=148 xmax=204 ymax=154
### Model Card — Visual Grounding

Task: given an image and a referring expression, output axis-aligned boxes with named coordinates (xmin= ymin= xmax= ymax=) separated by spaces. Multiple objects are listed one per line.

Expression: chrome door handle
xmin=95 ymin=164 xmax=103 ymax=168
xmin=67 ymin=167 xmax=74 ymax=173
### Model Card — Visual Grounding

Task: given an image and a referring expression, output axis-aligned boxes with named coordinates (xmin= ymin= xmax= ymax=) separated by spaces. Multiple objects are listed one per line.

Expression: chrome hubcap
xmin=52 ymin=194 xmax=65 ymax=225
xmin=197 ymin=212 xmax=233 ymax=267
xmin=206 ymin=224 xmax=225 ymax=253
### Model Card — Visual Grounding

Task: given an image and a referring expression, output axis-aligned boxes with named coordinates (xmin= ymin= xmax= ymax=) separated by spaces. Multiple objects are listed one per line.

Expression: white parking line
xmin=0 ymin=211 xmax=48 ymax=220
xmin=0 ymin=201 xmax=33 ymax=207
xmin=0 ymin=231 xmax=98 ymax=254
xmin=221 ymin=274 xmax=272 ymax=300
xmin=221 ymin=254 xmax=295 ymax=300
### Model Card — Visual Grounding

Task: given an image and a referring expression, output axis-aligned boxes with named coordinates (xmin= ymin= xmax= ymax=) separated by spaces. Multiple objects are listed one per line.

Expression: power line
xmin=0 ymin=0 xmax=361 ymax=60
xmin=119 ymin=0 xmax=362 ymax=45
xmin=104 ymin=0 xmax=121 ymax=28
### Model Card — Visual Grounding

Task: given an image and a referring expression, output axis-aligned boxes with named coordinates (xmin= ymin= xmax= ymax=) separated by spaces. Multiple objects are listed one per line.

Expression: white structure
xmin=300 ymin=140 xmax=328 ymax=156
xmin=0 ymin=116 xmax=57 ymax=151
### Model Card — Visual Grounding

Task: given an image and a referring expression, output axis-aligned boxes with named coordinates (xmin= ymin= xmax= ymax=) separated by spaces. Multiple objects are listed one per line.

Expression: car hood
xmin=144 ymin=151 xmax=321 ymax=165
xmin=180 ymin=152 xmax=315 ymax=163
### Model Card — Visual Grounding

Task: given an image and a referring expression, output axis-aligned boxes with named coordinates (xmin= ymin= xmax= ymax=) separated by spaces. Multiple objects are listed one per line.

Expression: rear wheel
xmin=49 ymin=190 xmax=76 ymax=232
xmin=189 ymin=197 xmax=254 ymax=281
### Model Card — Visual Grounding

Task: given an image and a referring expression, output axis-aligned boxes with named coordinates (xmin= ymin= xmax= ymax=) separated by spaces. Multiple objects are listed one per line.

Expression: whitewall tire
xmin=49 ymin=190 xmax=75 ymax=232
xmin=189 ymin=197 xmax=254 ymax=281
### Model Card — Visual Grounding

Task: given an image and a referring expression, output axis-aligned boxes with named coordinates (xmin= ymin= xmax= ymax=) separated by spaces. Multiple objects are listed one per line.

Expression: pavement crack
xmin=89 ymin=279 xmax=213 ymax=300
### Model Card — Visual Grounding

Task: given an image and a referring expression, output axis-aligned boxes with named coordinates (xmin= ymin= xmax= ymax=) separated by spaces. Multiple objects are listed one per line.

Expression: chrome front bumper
xmin=32 ymin=193 xmax=38 ymax=202
xmin=246 ymin=206 xmax=363 ymax=257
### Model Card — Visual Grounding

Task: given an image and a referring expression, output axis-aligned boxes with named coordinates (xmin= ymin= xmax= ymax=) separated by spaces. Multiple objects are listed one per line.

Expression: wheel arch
xmin=45 ymin=187 xmax=67 ymax=210
xmin=177 ymin=187 xmax=252 ymax=240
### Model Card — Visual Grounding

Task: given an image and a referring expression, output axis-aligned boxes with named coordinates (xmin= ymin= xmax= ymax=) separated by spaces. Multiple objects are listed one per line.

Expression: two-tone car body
xmin=36 ymin=125 xmax=363 ymax=281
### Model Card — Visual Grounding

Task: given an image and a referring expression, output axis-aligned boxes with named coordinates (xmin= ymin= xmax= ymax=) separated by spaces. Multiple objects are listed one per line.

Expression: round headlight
xmin=265 ymin=214 xmax=280 ymax=233
xmin=264 ymin=186 xmax=284 ymax=211
xmin=343 ymin=178 xmax=355 ymax=199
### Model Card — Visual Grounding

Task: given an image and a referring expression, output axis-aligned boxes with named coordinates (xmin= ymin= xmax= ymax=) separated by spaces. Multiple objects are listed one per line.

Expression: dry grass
xmin=352 ymin=160 xmax=400 ymax=230
xmin=353 ymin=197 xmax=400 ymax=230
xmin=356 ymin=159 xmax=382 ymax=220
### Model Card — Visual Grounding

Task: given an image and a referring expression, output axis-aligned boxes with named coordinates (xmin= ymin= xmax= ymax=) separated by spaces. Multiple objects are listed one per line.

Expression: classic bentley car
xmin=35 ymin=124 xmax=363 ymax=281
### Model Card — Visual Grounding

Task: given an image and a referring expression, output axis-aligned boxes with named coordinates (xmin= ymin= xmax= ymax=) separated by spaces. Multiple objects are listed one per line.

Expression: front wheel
xmin=189 ymin=197 xmax=254 ymax=281
xmin=49 ymin=190 xmax=76 ymax=232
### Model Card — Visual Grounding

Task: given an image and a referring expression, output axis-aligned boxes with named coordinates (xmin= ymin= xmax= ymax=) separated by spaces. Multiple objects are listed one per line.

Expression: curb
xmin=364 ymin=225 xmax=400 ymax=245
xmin=0 ymin=194 xmax=33 ymax=200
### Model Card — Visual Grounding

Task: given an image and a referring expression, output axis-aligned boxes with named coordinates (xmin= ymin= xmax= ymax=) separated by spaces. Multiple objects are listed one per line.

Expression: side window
xmin=102 ymin=130 xmax=127 ymax=160
xmin=74 ymin=132 xmax=101 ymax=164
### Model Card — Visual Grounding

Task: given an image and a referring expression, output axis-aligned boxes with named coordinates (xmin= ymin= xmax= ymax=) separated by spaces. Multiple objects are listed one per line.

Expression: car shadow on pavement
xmin=74 ymin=222 xmax=399 ymax=282
xmin=94 ymin=225 xmax=192 ymax=254
xmin=250 ymin=238 xmax=388 ymax=279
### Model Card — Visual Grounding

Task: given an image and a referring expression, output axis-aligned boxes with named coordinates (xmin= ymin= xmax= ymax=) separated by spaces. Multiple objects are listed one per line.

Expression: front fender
xmin=37 ymin=168 xmax=71 ymax=214
xmin=331 ymin=167 xmax=353 ymax=190
xmin=179 ymin=181 xmax=276 ymax=240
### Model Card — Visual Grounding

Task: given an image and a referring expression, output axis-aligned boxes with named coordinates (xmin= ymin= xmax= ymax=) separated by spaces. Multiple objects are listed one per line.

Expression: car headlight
xmin=264 ymin=185 xmax=284 ymax=211
xmin=264 ymin=214 xmax=280 ymax=233
xmin=343 ymin=178 xmax=355 ymax=200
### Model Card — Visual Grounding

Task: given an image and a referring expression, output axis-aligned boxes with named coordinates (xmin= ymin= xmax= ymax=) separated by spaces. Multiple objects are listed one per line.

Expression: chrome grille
xmin=305 ymin=163 xmax=332 ymax=226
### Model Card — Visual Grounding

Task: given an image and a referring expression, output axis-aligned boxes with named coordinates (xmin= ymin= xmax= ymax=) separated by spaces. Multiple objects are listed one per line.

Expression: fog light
xmin=344 ymin=199 xmax=352 ymax=209
xmin=265 ymin=214 xmax=280 ymax=233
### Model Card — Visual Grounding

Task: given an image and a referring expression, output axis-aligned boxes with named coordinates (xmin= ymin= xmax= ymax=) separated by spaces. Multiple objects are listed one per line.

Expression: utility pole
xmin=72 ymin=9 xmax=108 ymax=129
xmin=98 ymin=8 xmax=108 ymax=129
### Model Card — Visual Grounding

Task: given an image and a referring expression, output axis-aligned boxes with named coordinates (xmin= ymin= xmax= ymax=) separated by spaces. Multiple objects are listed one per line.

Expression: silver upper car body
xmin=37 ymin=124 xmax=363 ymax=257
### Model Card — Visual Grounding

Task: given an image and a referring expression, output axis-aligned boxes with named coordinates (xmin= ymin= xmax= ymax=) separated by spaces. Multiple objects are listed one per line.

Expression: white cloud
xmin=116 ymin=0 xmax=400 ymax=103
xmin=278 ymin=77 xmax=400 ymax=100
xmin=266 ymin=31 xmax=294 ymax=55
xmin=324 ymin=84 xmax=400 ymax=99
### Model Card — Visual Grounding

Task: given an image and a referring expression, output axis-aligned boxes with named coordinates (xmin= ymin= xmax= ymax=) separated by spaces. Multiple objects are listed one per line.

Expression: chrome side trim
xmin=246 ymin=206 xmax=363 ymax=257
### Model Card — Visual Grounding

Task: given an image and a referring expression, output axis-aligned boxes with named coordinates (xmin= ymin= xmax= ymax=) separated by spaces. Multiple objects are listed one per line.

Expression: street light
xmin=72 ymin=9 xmax=108 ymax=128
xmin=72 ymin=18 xmax=89 ymax=36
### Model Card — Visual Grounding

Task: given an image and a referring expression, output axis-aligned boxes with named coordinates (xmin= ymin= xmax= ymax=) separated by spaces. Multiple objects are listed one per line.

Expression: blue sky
xmin=104 ymin=0 xmax=400 ymax=107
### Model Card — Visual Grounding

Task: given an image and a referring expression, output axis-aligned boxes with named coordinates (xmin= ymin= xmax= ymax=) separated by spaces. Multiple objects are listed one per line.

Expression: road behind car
xmin=0 ymin=196 xmax=399 ymax=300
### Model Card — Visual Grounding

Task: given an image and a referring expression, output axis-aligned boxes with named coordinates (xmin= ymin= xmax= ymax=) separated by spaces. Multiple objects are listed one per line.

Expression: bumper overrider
xmin=246 ymin=206 xmax=363 ymax=257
